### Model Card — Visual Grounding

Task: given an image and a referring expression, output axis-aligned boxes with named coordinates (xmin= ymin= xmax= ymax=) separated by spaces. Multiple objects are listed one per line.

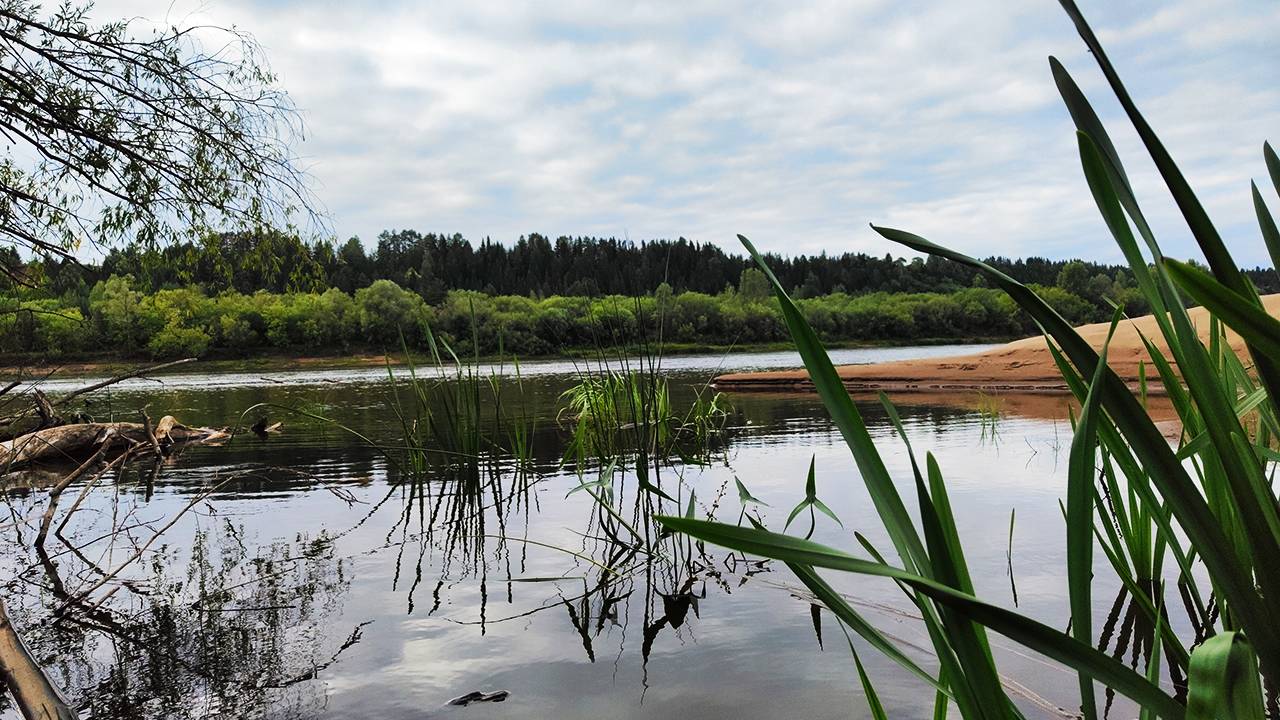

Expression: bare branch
xmin=0 ymin=0 xmax=324 ymax=263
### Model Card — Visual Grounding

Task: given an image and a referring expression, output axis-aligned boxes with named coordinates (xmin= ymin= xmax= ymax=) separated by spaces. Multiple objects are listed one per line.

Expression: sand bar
xmin=713 ymin=294 xmax=1280 ymax=394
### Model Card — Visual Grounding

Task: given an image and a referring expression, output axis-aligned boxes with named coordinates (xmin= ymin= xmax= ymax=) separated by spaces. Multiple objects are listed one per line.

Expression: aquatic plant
xmin=661 ymin=1 xmax=1280 ymax=717
xmin=559 ymin=371 xmax=729 ymax=464
xmin=975 ymin=391 xmax=1002 ymax=444
xmin=388 ymin=318 xmax=537 ymax=476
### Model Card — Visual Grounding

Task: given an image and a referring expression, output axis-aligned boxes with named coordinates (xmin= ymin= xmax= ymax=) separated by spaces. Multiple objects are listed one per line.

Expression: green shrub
xmin=148 ymin=324 xmax=210 ymax=359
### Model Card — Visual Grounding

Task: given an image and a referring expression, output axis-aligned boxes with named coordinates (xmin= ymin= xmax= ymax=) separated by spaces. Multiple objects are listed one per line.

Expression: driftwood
xmin=0 ymin=358 xmax=196 ymax=441
xmin=52 ymin=358 xmax=196 ymax=408
xmin=0 ymin=416 xmax=229 ymax=469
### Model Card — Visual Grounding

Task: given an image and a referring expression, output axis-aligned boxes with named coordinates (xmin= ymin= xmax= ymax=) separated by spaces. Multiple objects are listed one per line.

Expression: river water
xmin=0 ymin=345 xmax=1162 ymax=719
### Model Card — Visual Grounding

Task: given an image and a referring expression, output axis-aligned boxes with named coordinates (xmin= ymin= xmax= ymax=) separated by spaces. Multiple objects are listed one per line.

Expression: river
xmin=0 ymin=344 xmax=1162 ymax=719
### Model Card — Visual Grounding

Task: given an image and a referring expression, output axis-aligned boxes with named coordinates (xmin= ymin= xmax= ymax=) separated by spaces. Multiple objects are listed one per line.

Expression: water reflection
xmin=0 ymin=354 xmax=1148 ymax=720
xmin=4 ymin=515 xmax=355 ymax=719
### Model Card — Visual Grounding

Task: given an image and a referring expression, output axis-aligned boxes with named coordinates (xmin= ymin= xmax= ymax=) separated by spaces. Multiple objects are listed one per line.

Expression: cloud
xmin=93 ymin=0 xmax=1280 ymax=264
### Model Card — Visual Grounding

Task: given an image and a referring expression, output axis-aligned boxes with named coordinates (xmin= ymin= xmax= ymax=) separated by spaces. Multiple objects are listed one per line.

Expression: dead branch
xmin=34 ymin=446 xmax=109 ymax=548
xmin=53 ymin=358 xmax=196 ymax=406
xmin=140 ymin=409 xmax=160 ymax=454
xmin=30 ymin=390 xmax=59 ymax=428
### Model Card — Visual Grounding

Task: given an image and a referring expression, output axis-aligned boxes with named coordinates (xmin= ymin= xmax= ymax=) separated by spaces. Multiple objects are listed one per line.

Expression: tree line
xmin=13 ymin=229 xmax=1273 ymax=301
xmin=5 ymin=230 xmax=1274 ymax=361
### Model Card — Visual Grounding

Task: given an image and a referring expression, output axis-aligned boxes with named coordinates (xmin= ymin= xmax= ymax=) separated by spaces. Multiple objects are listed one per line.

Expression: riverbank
xmin=713 ymin=296 xmax=1280 ymax=394
xmin=0 ymin=337 xmax=1010 ymax=380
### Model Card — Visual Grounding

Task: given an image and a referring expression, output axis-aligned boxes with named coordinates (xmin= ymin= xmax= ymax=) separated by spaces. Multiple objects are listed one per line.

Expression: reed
xmin=558 ymin=368 xmax=730 ymax=469
xmin=557 ymin=293 xmax=732 ymax=473
xmin=387 ymin=313 xmax=537 ymax=476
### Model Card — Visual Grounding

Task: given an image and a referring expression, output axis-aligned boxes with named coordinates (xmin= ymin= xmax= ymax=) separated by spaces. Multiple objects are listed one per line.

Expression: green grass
xmin=658 ymin=1 xmax=1280 ymax=717
xmin=558 ymin=368 xmax=730 ymax=470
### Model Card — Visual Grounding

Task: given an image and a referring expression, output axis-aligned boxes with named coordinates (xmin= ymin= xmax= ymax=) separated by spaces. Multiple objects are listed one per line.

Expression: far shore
xmin=0 ymin=336 xmax=1009 ymax=380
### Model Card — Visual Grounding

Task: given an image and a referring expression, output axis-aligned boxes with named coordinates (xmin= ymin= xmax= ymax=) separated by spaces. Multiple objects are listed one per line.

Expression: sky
xmin=99 ymin=0 xmax=1280 ymax=263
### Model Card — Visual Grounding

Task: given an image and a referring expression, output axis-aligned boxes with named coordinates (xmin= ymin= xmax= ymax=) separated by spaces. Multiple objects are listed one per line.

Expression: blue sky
xmin=103 ymin=0 xmax=1280 ymax=263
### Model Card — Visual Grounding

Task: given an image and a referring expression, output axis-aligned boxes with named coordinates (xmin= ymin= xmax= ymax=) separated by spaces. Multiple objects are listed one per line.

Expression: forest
xmin=0 ymin=231 xmax=1237 ymax=360
xmin=19 ymin=229 xmax=1275 ymax=299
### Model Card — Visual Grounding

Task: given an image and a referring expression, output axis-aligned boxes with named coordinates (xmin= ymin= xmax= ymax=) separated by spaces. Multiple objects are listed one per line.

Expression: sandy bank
xmin=714 ymin=294 xmax=1280 ymax=394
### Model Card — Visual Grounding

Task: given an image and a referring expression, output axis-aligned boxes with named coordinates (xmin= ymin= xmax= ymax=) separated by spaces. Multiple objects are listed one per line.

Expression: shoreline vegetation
xmin=0 ymin=278 xmax=1084 ymax=363
xmin=5 ymin=232 xmax=1275 ymax=365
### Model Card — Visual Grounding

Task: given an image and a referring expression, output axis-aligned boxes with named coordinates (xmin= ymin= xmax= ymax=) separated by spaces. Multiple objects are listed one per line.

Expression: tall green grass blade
xmin=1166 ymin=259 xmax=1280 ymax=362
xmin=1251 ymin=182 xmax=1280 ymax=276
xmin=914 ymin=454 xmax=1011 ymax=719
xmin=1265 ymin=142 xmax=1280 ymax=197
xmin=1139 ymin=591 xmax=1167 ymax=720
xmin=933 ymin=667 xmax=950 ymax=720
xmin=657 ymin=517 xmax=1185 ymax=720
xmin=843 ymin=626 xmax=890 ymax=720
xmin=876 ymin=392 xmax=1002 ymax=716
xmin=870 ymin=225 xmax=1276 ymax=670
xmin=1005 ymin=509 xmax=1017 ymax=607
xmin=790 ymin=562 xmax=946 ymax=696
xmin=1068 ymin=120 xmax=1168 ymax=321
xmin=739 ymin=233 xmax=928 ymax=574
xmin=1067 ymin=311 xmax=1120 ymax=720
xmin=1050 ymin=59 xmax=1170 ymax=320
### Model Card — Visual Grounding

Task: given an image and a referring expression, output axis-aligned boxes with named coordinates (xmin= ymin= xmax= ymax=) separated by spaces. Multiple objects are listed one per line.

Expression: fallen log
xmin=0 ymin=358 xmax=197 ymax=441
xmin=0 ymin=416 xmax=229 ymax=469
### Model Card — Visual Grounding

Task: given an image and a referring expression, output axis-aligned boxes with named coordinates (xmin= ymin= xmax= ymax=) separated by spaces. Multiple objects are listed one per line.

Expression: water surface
xmin=1 ymin=344 xmax=1165 ymax=719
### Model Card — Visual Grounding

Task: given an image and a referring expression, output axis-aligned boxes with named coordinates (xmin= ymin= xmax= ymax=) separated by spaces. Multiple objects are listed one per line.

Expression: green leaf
xmin=811 ymin=498 xmax=843 ymax=527
xmin=785 ymin=456 xmax=843 ymax=533
xmin=805 ymin=454 xmax=817 ymax=501
xmin=784 ymin=500 xmax=808 ymax=532
xmin=735 ymin=477 xmax=769 ymax=507
xmin=638 ymin=477 xmax=676 ymax=503
xmin=1186 ymin=632 xmax=1265 ymax=720
xmin=740 ymin=234 xmax=928 ymax=574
